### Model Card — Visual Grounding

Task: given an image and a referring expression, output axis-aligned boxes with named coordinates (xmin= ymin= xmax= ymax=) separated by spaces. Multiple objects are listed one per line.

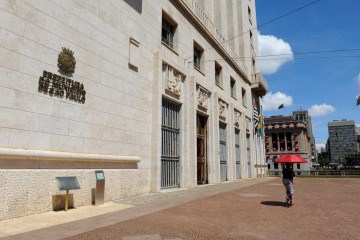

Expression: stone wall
xmin=0 ymin=0 xmax=155 ymax=219
xmin=0 ymin=169 xmax=149 ymax=220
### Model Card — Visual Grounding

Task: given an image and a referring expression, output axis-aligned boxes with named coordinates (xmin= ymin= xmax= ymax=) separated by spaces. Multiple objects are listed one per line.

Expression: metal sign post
xmin=95 ymin=170 xmax=105 ymax=205
xmin=55 ymin=176 xmax=81 ymax=211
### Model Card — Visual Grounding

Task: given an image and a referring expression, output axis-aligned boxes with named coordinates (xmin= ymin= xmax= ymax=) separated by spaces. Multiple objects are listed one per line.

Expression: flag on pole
xmin=356 ymin=94 xmax=360 ymax=106
xmin=278 ymin=103 xmax=284 ymax=109
xmin=253 ymin=98 xmax=259 ymax=133
xmin=258 ymin=112 xmax=263 ymax=136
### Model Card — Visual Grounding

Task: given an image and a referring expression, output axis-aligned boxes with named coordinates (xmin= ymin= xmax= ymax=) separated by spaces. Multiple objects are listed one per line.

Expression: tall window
xmin=248 ymin=6 xmax=252 ymax=24
xmin=286 ymin=132 xmax=292 ymax=150
xmin=219 ymin=123 xmax=227 ymax=181
xmin=215 ymin=62 xmax=222 ymax=87
xmin=230 ymin=77 xmax=236 ymax=99
xmin=252 ymin=57 xmax=256 ymax=75
xmin=279 ymin=133 xmax=285 ymax=151
xmin=194 ymin=42 xmax=204 ymax=71
xmin=250 ymin=30 xmax=254 ymax=48
xmin=235 ymin=129 xmax=241 ymax=179
xmin=162 ymin=14 xmax=177 ymax=49
xmin=272 ymin=133 xmax=278 ymax=151
xmin=242 ymin=88 xmax=247 ymax=107
xmin=161 ymin=99 xmax=180 ymax=188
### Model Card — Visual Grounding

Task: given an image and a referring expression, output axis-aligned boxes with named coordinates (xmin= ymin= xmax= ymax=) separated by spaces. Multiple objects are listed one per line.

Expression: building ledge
xmin=0 ymin=148 xmax=141 ymax=163
xmin=251 ymin=73 xmax=268 ymax=96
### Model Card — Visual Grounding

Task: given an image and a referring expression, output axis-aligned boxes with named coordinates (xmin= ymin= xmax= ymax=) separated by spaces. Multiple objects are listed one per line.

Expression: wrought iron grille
xmin=161 ymin=99 xmax=180 ymax=188
xmin=246 ymin=134 xmax=251 ymax=178
xmin=235 ymin=129 xmax=241 ymax=179
xmin=219 ymin=123 xmax=227 ymax=181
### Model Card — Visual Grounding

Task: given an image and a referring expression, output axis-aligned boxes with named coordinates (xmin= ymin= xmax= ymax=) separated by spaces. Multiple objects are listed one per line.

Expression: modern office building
xmin=356 ymin=126 xmax=360 ymax=152
xmin=264 ymin=110 xmax=315 ymax=173
xmin=328 ymin=120 xmax=358 ymax=164
xmin=0 ymin=0 xmax=267 ymax=219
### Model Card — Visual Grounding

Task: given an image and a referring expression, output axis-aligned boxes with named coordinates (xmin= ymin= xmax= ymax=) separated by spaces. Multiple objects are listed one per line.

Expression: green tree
xmin=344 ymin=153 xmax=360 ymax=167
xmin=318 ymin=152 xmax=331 ymax=167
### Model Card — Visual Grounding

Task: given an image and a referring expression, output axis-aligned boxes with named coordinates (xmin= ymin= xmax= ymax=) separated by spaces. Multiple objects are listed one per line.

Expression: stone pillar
xmin=213 ymin=0 xmax=228 ymax=38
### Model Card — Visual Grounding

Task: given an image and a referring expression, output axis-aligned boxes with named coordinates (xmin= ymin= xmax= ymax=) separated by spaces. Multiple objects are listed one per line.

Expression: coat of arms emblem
xmin=58 ymin=47 xmax=76 ymax=73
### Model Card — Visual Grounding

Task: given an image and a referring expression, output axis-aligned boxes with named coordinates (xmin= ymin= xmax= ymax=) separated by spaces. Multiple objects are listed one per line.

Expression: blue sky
xmin=255 ymin=0 xmax=360 ymax=151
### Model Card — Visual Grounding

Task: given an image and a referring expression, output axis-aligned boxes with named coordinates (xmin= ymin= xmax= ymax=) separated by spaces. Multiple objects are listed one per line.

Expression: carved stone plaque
xmin=197 ymin=86 xmax=209 ymax=109
xmin=246 ymin=117 xmax=251 ymax=132
xmin=218 ymin=99 xmax=228 ymax=120
xmin=163 ymin=64 xmax=182 ymax=95
xmin=234 ymin=110 xmax=241 ymax=128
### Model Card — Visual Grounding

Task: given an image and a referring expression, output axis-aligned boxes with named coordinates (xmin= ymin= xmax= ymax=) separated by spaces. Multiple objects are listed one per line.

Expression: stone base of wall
xmin=52 ymin=194 xmax=74 ymax=211
xmin=0 ymin=169 xmax=150 ymax=220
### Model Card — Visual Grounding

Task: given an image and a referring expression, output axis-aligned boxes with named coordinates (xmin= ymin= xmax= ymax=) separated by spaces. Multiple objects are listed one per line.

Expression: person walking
xmin=282 ymin=163 xmax=295 ymax=207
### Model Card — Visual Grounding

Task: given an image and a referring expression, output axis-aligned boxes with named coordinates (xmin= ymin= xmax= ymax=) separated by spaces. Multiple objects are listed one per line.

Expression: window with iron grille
xmin=161 ymin=99 xmax=181 ymax=188
xmin=235 ymin=129 xmax=241 ymax=179
xmin=219 ymin=123 xmax=227 ymax=181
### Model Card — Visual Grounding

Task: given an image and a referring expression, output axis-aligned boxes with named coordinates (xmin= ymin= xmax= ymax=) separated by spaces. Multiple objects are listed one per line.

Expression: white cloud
xmin=356 ymin=73 xmax=360 ymax=86
xmin=262 ymin=92 xmax=293 ymax=111
xmin=308 ymin=104 xmax=335 ymax=117
xmin=258 ymin=33 xmax=294 ymax=75
xmin=316 ymin=143 xmax=326 ymax=152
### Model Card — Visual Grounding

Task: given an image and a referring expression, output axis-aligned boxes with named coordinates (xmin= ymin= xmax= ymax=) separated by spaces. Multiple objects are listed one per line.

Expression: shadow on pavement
xmin=260 ymin=201 xmax=285 ymax=207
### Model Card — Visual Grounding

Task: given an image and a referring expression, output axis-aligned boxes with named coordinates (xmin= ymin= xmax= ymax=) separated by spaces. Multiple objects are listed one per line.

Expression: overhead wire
xmin=187 ymin=48 xmax=360 ymax=63
xmin=226 ymin=0 xmax=321 ymax=43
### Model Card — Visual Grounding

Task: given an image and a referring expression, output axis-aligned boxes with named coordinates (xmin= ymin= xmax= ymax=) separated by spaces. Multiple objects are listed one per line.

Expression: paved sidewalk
xmin=67 ymin=178 xmax=360 ymax=240
xmin=4 ymin=177 xmax=359 ymax=240
xmin=0 ymin=178 xmax=272 ymax=240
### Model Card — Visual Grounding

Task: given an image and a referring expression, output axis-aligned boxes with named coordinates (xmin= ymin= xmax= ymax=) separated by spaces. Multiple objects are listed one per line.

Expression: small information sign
xmin=55 ymin=176 xmax=81 ymax=211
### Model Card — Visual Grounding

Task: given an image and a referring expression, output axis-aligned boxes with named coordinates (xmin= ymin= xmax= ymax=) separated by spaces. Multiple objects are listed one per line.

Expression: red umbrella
xmin=275 ymin=154 xmax=308 ymax=163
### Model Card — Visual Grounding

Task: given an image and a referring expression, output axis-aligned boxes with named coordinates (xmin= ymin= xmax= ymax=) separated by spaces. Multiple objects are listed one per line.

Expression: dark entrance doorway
xmin=197 ymin=114 xmax=208 ymax=184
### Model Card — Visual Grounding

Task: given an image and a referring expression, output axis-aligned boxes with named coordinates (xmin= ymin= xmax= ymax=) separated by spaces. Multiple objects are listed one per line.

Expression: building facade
xmin=328 ymin=120 xmax=358 ymax=164
xmin=0 ymin=0 xmax=267 ymax=220
xmin=264 ymin=111 xmax=316 ymax=173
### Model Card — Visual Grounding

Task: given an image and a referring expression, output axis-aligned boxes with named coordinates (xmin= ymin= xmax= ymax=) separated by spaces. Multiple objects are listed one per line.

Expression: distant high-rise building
xmin=328 ymin=120 xmax=358 ymax=164
xmin=320 ymin=147 xmax=326 ymax=153
xmin=356 ymin=126 xmax=360 ymax=152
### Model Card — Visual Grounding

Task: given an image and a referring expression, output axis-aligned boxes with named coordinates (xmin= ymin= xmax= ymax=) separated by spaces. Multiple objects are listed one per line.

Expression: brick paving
xmin=4 ymin=178 xmax=360 ymax=240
